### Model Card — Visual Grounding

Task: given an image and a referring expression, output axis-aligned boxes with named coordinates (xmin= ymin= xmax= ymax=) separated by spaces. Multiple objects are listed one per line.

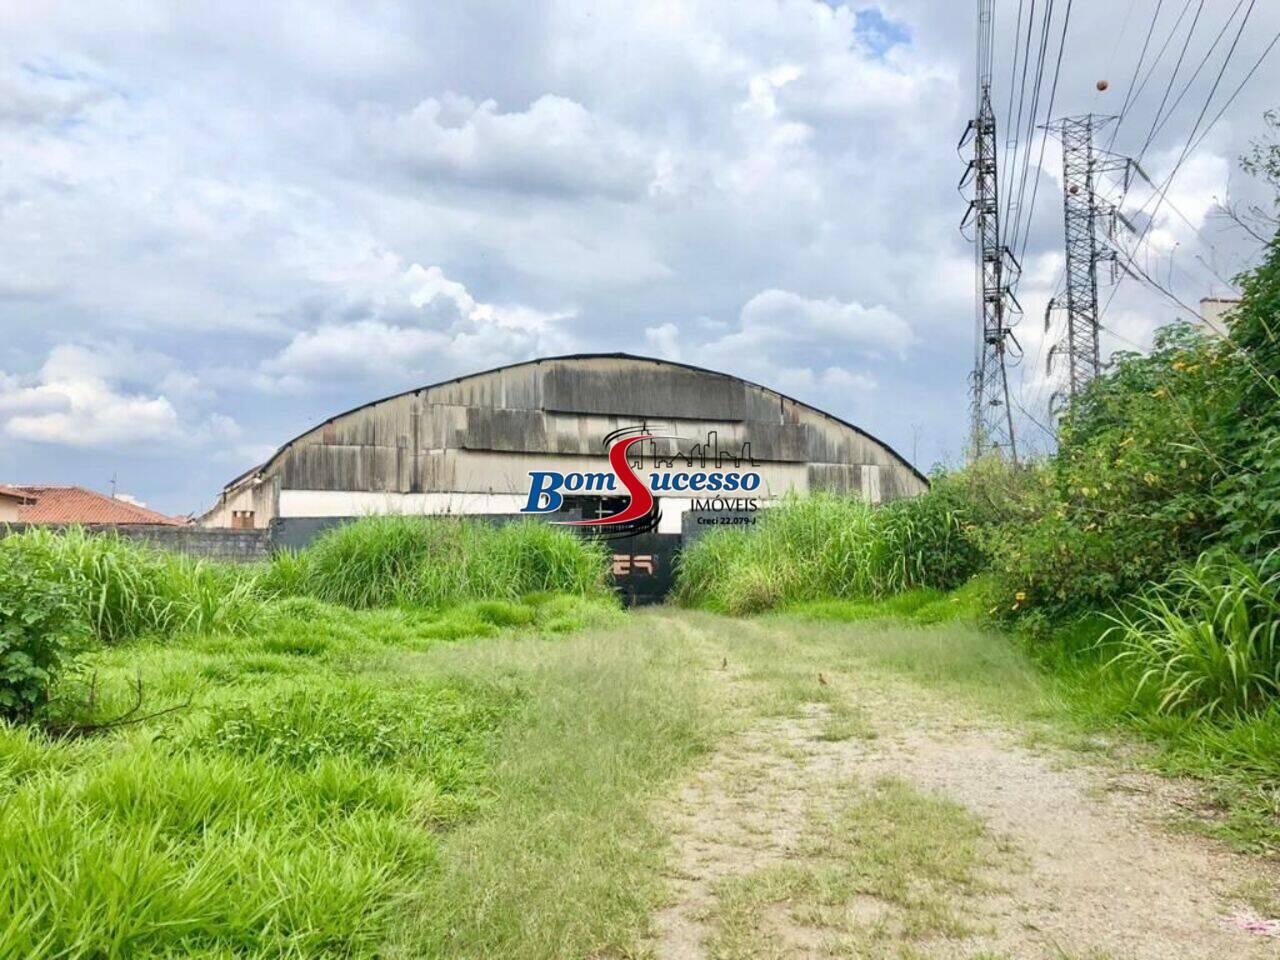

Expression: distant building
xmin=2 ymin=485 xmax=187 ymax=526
xmin=201 ymin=353 xmax=927 ymax=603
xmin=1199 ymin=297 xmax=1240 ymax=337
xmin=0 ymin=486 xmax=32 ymax=523
xmin=203 ymin=353 xmax=927 ymax=532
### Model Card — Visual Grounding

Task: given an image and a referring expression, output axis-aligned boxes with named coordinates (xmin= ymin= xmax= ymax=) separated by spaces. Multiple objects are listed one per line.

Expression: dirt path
xmin=648 ymin=616 xmax=1280 ymax=960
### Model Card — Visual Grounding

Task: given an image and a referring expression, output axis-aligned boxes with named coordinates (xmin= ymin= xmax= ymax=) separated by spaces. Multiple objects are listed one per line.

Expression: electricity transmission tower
xmin=959 ymin=0 xmax=1019 ymax=461
xmin=1043 ymin=114 xmax=1133 ymax=406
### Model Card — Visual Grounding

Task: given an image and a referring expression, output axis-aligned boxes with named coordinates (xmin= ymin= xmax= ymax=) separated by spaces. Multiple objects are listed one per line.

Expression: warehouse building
xmin=202 ymin=353 xmax=926 ymax=535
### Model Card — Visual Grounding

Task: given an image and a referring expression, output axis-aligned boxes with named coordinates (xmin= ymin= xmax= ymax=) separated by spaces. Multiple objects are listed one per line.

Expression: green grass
xmin=784 ymin=576 xmax=993 ymax=627
xmin=385 ymin=620 xmax=717 ymax=958
xmin=707 ymin=777 xmax=1000 ymax=958
xmin=0 ymin=591 xmax=621 ymax=958
xmin=674 ymin=491 xmax=979 ymax=614
xmin=291 ymin=516 xmax=611 ymax=609
xmin=785 ymin=585 xmax=1280 ymax=855
xmin=3 ymin=527 xmax=260 ymax=644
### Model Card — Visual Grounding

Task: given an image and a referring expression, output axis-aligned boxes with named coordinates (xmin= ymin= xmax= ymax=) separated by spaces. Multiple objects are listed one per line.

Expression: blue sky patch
xmin=853 ymin=7 xmax=911 ymax=56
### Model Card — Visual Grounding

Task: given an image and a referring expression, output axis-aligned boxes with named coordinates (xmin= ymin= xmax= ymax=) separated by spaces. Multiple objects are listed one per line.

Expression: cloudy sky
xmin=0 ymin=1 xmax=1276 ymax=515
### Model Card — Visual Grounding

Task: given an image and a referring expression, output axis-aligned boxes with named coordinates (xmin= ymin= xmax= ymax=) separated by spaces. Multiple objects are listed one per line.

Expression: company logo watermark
xmin=520 ymin=425 xmax=762 ymax=535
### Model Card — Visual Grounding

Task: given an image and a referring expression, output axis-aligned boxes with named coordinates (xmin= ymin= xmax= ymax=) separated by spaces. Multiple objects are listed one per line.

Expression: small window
xmin=231 ymin=510 xmax=255 ymax=529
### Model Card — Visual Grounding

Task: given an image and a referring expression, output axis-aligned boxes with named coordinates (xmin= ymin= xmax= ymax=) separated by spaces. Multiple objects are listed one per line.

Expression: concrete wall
xmin=0 ymin=523 xmax=270 ymax=562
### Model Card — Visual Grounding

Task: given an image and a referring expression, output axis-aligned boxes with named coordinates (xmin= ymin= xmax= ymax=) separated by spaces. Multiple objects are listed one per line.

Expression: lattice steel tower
xmin=959 ymin=0 xmax=1018 ymax=461
xmin=1044 ymin=115 xmax=1129 ymax=403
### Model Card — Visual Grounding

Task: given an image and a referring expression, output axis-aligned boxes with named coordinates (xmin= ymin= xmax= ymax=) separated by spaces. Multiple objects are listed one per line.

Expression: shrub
xmin=1104 ymin=548 xmax=1280 ymax=718
xmin=981 ymin=324 xmax=1233 ymax=621
xmin=878 ymin=470 xmax=988 ymax=591
xmin=1215 ymin=234 xmax=1280 ymax=558
xmin=0 ymin=538 xmax=87 ymax=720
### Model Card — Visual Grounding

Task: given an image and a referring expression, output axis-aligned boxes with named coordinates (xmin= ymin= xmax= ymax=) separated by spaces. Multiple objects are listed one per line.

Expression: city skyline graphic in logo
xmin=520 ymin=425 xmax=762 ymax=538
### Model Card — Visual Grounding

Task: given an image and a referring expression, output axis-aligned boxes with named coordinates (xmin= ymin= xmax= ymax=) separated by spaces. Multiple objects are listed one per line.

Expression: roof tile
xmin=6 ymin=486 xmax=187 ymax=526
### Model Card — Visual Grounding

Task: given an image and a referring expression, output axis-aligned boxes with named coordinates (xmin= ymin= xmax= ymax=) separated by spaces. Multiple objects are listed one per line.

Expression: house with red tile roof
xmin=0 ymin=486 xmax=32 ymax=523
xmin=1 ymin=485 xmax=187 ymax=526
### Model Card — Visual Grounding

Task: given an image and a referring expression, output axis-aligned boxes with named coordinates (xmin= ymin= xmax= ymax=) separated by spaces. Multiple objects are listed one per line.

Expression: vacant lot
xmin=5 ymin=596 xmax=1278 ymax=958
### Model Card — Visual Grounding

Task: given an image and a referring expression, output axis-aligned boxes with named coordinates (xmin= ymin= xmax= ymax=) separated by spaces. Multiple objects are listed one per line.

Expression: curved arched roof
xmin=226 ymin=352 xmax=927 ymax=489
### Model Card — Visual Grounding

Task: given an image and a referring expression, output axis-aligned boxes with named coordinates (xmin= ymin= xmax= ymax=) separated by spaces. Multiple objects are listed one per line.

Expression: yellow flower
xmin=1015 ymin=591 xmax=1027 ymax=602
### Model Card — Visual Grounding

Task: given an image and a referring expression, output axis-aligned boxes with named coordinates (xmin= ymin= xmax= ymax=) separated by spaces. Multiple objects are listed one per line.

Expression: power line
xmin=1003 ymin=0 xmax=1040 ymax=229
xmin=1129 ymin=0 xmax=1258 ymax=250
xmin=1012 ymin=0 xmax=1072 ymax=270
xmin=1106 ymin=0 xmax=1167 ymax=151
xmin=1139 ymin=0 xmax=1249 ymax=157
xmin=1001 ymin=0 xmax=1031 ymax=217
xmin=1134 ymin=0 xmax=1206 ymax=164
xmin=1182 ymin=27 xmax=1280 ymax=158
xmin=1006 ymin=0 xmax=1060 ymax=260
xmin=1098 ymin=2 xmax=1269 ymax=330
xmin=1118 ymin=0 xmax=1200 ymax=150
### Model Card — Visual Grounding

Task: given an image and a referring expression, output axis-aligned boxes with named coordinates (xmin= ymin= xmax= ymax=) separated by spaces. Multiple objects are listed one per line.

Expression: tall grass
xmin=296 ymin=516 xmax=610 ymax=609
xmin=1105 ymin=548 xmax=1280 ymax=719
xmin=675 ymin=492 xmax=976 ymax=614
xmin=3 ymin=528 xmax=260 ymax=644
xmin=0 ymin=520 xmax=621 ymax=954
xmin=0 ymin=660 xmax=519 ymax=957
xmin=2 ymin=518 xmax=611 ymax=650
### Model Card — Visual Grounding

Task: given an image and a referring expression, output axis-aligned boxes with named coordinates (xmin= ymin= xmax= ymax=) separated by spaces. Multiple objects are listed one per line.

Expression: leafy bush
xmin=300 ymin=516 xmax=610 ymax=609
xmin=0 ymin=538 xmax=87 ymax=720
xmin=1215 ymin=235 xmax=1280 ymax=557
xmin=1104 ymin=549 xmax=1280 ymax=718
xmin=979 ymin=324 xmax=1233 ymax=620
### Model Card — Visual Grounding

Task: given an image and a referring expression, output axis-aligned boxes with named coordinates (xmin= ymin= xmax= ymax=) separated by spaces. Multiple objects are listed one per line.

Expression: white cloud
xmin=644 ymin=321 xmax=682 ymax=361
xmin=727 ymin=288 xmax=915 ymax=358
xmin=636 ymin=290 xmax=891 ymax=429
xmin=1 ymin=0 xmax=1276 ymax=510
xmin=0 ymin=344 xmax=236 ymax=449
xmin=262 ymin=262 xmax=576 ymax=387
xmin=368 ymin=93 xmax=654 ymax=197
xmin=0 ymin=68 xmax=108 ymax=126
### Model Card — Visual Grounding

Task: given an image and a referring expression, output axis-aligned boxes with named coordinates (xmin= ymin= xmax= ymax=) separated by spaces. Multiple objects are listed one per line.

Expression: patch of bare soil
xmin=649 ymin=702 xmax=845 ymax=959
xmin=649 ymin=671 xmax=1280 ymax=959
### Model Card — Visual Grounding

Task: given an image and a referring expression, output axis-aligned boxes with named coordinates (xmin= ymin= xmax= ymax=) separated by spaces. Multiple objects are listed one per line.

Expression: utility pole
xmin=959 ymin=0 xmax=1019 ymax=461
xmin=1044 ymin=114 xmax=1132 ymax=406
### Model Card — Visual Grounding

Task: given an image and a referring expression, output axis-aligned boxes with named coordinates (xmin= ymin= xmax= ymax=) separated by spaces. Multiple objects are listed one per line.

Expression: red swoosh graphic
xmin=557 ymin=434 xmax=655 ymax=526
